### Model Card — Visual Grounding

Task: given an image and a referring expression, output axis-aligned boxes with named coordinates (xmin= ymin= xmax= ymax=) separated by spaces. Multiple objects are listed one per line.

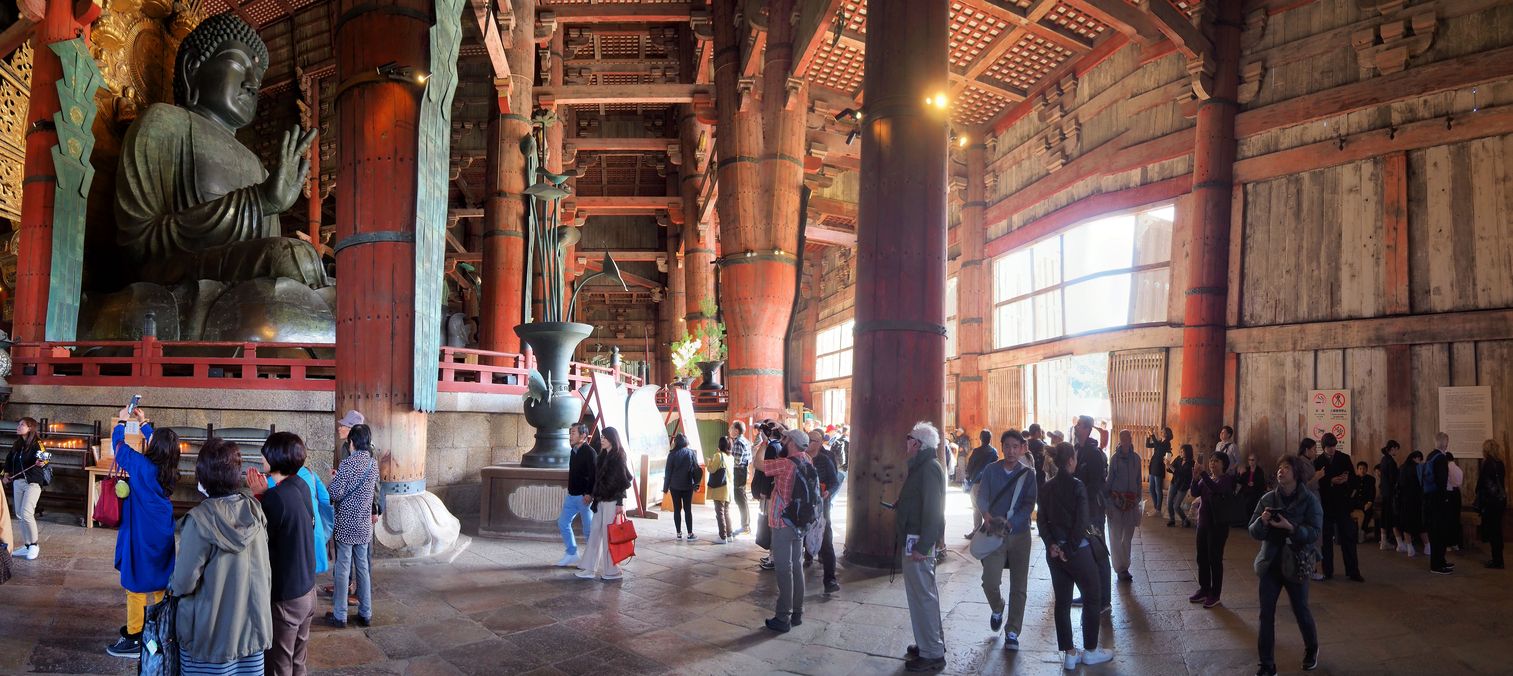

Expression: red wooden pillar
xmin=481 ymin=0 xmax=535 ymax=354
xmin=845 ymin=0 xmax=950 ymax=567
xmin=334 ymin=0 xmax=431 ymax=479
xmin=713 ymin=0 xmax=775 ymax=420
xmin=956 ymin=143 xmax=988 ymax=433
xmin=679 ymin=108 xmax=715 ymax=334
xmin=13 ymin=0 xmax=85 ymax=344
xmin=1177 ymin=0 xmax=1243 ymax=449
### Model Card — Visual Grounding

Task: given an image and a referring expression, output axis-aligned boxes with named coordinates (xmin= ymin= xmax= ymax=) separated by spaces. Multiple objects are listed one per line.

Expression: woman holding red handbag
xmin=577 ymin=427 xmax=634 ymax=581
xmin=106 ymin=407 xmax=181 ymax=660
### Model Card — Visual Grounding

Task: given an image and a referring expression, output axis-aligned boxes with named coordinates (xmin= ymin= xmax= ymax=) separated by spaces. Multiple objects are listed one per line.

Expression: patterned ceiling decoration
xmin=953 ymin=84 xmax=1013 ymax=127
xmin=1045 ymin=2 xmax=1110 ymax=42
xmin=948 ymin=2 xmax=1012 ymax=71
xmin=984 ymin=34 xmax=1076 ymax=92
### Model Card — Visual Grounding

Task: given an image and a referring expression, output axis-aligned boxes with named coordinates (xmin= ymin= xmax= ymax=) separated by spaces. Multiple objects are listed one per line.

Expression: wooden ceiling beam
xmin=468 ymin=0 xmax=511 ymax=86
xmin=808 ymin=195 xmax=858 ymax=220
xmin=574 ymin=249 xmax=667 ymax=263
xmin=951 ymin=0 xmax=1059 ymax=99
xmin=572 ymin=196 xmax=683 ymax=215
xmin=546 ymin=3 xmax=696 ymax=24
xmin=958 ymin=0 xmax=1094 ymax=54
xmin=568 ymin=137 xmax=676 ymax=153
xmin=949 ymin=72 xmax=1026 ymax=102
xmin=795 ymin=0 xmax=851 ymax=76
xmin=1061 ymin=0 xmax=1164 ymax=44
xmin=1138 ymin=0 xmax=1210 ymax=60
xmin=537 ymin=84 xmax=710 ymax=105
xmin=578 ymin=259 xmax=662 ymax=290
xmin=805 ymin=221 xmax=857 ymax=247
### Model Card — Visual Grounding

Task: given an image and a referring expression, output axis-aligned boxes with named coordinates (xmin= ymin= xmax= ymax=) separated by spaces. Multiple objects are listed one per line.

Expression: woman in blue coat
xmin=106 ymin=406 xmax=181 ymax=659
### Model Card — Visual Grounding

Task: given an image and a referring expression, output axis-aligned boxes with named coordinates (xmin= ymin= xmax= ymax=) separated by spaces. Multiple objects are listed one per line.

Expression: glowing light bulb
xmin=958 ymin=134 xmax=969 ymax=147
xmin=933 ymin=93 xmax=949 ymax=109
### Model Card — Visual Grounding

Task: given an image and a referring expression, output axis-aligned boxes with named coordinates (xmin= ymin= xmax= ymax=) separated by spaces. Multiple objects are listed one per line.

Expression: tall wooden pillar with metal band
xmin=334 ymin=0 xmax=460 ymax=556
xmin=14 ymin=0 xmax=95 ymax=344
xmin=712 ymin=0 xmax=799 ymax=421
xmin=680 ymin=108 xmax=715 ymax=336
xmin=845 ymin=0 xmax=950 ymax=568
xmin=1177 ymin=0 xmax=1243 ymax=450
xmin=955 ymin=143 xmax=988 ymax=434
xmin=480 ymin=0 xmax=535 ymax=355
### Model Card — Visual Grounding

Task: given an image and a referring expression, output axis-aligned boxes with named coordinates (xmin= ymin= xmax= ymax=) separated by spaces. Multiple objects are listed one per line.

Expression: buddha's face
xmin=188 ymin=40 xmax=265 ymax=130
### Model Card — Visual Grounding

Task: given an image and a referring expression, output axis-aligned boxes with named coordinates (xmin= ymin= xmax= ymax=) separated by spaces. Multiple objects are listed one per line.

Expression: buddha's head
xmin=174 ymin=14 xmax=269 ymax=131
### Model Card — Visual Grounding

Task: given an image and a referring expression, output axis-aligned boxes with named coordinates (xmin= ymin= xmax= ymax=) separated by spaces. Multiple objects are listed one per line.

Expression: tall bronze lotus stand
xmin=696 ymin=359 xmax=725 ymax=390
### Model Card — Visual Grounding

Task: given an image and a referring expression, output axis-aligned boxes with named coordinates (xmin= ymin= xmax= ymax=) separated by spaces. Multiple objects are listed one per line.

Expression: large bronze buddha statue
xmin=116 ymin=14 xmax=325 ymax=288
xmin=91 ymin=14 xmax=334 ymax=342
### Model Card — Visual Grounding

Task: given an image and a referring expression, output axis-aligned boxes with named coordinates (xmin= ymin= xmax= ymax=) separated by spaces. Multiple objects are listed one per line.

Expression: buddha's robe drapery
xmin=115 ymin=104 xmax=329 ymax=288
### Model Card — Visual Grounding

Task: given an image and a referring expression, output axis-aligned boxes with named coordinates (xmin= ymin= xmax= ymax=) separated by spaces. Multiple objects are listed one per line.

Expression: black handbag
xmin=708 ymin=467 xmax=728 ymax=489
xmin=0 ymin=542 xmax=12 ymax=585
xmin=139 ymin=594 xmax=180 ymax=675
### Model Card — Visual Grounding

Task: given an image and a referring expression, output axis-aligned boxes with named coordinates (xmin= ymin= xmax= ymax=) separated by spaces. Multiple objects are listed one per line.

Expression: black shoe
xmin=906 ymin=644 xmax=920 ymax=658
xmin=764 ymin=617 xmax=791 ymax=633
xmin=758 ymin=558 xmax=775 ymax=571
xmin=1166 ymin=520 xmax=1175 ymax=527
xmin=905 ymin=656 xmax=946 ymax=672
xmin=1117 ymin=571 xmax=1134 ymax=583
xmin=824 ymin=579 xmax=841 ymax=594
xmin=1070 ymin=596 xmax=1083 ymax=606
xmin=1256 ymin=664 xmax=1278 ymax=676
xmin=353 ymin=615 xmax=372 ymax=627
xmin=1319 ymin=575 xmax=1333 ymax=581
xmin=105 ymin=634 xmax=141 ymax=659
xmin=1348 ymin=574 xmax=1365 ymax=582
xmin=1303 ymin=647 xmax=1319 ymax=671
xmin=323 ymin=612 xmax=347 ymax=628
xmin=790 ymin=613 xmax=803 ymax=627
xmin=1431 ymin=567 xmax=1453 ymax=575
xmin=1486 ymin=561 xmax=1505 ymax=569
xmin=989 ymin=612 xmax=1003 ymax=632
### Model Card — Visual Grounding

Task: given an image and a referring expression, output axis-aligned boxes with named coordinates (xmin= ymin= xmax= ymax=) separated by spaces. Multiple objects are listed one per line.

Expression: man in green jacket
xmin=897 ymin=421 xmax=947 ymax=672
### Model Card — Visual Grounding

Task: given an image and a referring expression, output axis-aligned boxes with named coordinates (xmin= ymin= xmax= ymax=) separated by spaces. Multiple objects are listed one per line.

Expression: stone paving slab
xmin=6 ymin=487 xmax=1511 ymax=675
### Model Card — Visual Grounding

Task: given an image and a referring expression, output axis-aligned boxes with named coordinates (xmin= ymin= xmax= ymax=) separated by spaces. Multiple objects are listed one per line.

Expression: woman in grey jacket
xmin=171 ymin=439 xmax=273 ymax=675
xmin=1248 ymin=454 xmax=1323 ymax=676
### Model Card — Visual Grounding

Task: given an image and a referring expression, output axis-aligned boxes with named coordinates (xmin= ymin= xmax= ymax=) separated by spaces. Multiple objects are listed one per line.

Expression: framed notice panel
xmin=1437 ymin=386 xmax=1493 ymax=458
xmin=1307 ymin=389 xmax=1352 ymax=455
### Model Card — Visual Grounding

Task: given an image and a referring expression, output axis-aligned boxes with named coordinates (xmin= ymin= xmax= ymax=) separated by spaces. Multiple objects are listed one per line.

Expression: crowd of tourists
xmin=3 ymin=407 xmax=381 ymax=674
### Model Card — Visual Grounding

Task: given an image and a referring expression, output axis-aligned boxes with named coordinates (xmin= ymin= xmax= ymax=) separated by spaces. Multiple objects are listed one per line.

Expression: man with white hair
xmin=897 ymin=422 xmax=948 ymax=672
xmin=753 ymin=427 xmax=820 ymax=632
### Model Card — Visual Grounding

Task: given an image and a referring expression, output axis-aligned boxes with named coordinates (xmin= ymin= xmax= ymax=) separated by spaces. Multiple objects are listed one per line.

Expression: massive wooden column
xmin=481 ymin=0 xmax=535 ymax=354
xmin=13 ymin=0 xmax=87 ymax=343
xmin=846 ymin=0 xmax=950 ymax=567
xmin=679 ymin=108 xmax=715 ymax=333
xmin=334 ymin=0 xmax=458 ymax=555
xmin=1177 ymin=0 xmax=1243 ymax=449
xmin=955 ymin=144 xmax=988 ymax=432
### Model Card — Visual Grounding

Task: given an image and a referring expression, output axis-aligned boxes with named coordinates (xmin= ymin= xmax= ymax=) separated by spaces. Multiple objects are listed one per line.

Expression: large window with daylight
xmin=823 ymin=388 xmax=848 ymax=425
xmin=945 ymin=276 xmax=958 ymax=358
xmin=992 ymin=204 xmax=1173 ymax=349
xmin=815 ymin=319 xmax=856 ymax=381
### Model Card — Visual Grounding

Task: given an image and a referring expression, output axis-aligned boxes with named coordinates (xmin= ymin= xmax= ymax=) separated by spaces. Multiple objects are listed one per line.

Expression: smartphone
xmin=125 ymin=393 xmax=142 ymax=417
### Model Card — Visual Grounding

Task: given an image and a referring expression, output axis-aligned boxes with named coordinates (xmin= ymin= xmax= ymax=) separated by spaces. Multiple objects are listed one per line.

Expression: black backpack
xmin=781 ymin=457 xmax=822 ymax=530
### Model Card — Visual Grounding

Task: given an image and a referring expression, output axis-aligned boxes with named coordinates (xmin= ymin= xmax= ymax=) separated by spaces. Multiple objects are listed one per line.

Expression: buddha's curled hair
xmin=174 ymin=13 xmax=269 ymax=105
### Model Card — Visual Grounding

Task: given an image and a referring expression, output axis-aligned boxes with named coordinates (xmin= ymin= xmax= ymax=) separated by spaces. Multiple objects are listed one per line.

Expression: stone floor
xmin=4 ymin=486 xmax=1509 ymax=675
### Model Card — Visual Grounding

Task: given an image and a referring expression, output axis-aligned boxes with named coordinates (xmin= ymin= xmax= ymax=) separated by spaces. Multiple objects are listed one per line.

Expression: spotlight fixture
xmin=845 ymin=129 xmax=860 ymax=146
xmin=834 ymin=107 xmax=862 ymax=122
xmin=927 ymin=93 xmax=949 ymax=109
xmin=958 ymin=133 xmax=969 ymax=148
xmin=377 ymin=61 xmax=430 ymax=84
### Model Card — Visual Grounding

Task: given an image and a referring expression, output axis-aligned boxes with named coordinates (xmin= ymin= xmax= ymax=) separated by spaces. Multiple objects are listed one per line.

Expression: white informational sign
xmin=1437 ymin=386 xmax=1493 ymax=458
xmin=1307 ymin=389 xmax=1352 ymax=455
xmin=588 ymin=372 xmax=628 ymax=438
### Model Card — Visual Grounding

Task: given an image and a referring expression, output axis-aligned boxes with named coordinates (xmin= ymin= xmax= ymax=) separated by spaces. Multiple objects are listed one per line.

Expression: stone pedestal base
xmin=478 ymin=465 xmax=570 ymax=539
xmin=375 ymin=491 xmax=461 ymax=558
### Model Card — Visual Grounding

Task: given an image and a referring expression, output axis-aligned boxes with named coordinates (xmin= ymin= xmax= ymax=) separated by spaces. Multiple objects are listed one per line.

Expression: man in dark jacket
xmin=1072 ymin=415 xmax=1111 ymax=612
xmin=809 ymin=430 xmax=843 ymax=593
xmin=556 ymin=424 xmax=596 ymax=567
xmin=1424 ymin=433 xmax=1454 ymax=574
xmin=1314 ymin=433 xmax=1361 ymax=581
xmin=896 ymin=422 xmax=947 ymax=672
xmin=1376 ymin=441 xmax=1400 ymax=550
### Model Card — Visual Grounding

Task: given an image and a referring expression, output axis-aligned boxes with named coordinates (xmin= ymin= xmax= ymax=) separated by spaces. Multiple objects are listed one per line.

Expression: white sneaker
xmin=11 ymin=545 xmax=30 ymax=559
xmin=1082 ymin=647 xmax=1114 ymax=665
xmin=22 ymin=544 xmax=38 ymax=560
xmin=555 ymin=554 xmax=580 ymax=567
xmin=1380 ymin=540 xmax=1389 ymax=551
xmin=1310 ymin=572 xmax=1325 ymax=581
xmin=1407 ymin=544 xmax=1418 ymax=558
xmin=601 ymin=570 xmax=623 ymax=580
xmin=1063 ymin=650 xmax=1080 ymax=670
xmin=574 ymin=570 xmax=598 ymax=580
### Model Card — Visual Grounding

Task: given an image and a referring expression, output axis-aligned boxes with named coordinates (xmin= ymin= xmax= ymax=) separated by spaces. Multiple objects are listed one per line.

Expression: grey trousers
xmin=267 ymin=588 xmax=315 ymax=676
xmin=904 ymin=553 xmax=945 ymax=660
xmin=773 ymin=525 xmax=806 ymax=619
xmin=12 ymin=479 xmax=40 ymax=545
xmin=980 ymin=530 xmax=1032 ymax=635
xmin=1107 ymin=506 xmax=1141 ymax=574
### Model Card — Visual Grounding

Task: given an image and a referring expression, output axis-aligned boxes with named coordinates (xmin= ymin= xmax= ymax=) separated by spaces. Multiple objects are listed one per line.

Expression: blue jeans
xmin=1257 ymin=566 xmax=1316 ymax=668
xmin=1148 ymin=472 xmax=1165 ymax=512
xmin=333 ymin=541 xmax=372 ymax=621
xmin=558 ymin=493 xmax=593 ymax=555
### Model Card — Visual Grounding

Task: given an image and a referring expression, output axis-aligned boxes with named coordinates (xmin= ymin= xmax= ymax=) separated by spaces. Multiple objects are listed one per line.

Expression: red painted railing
xmin=11 ymin=340 xmax=645 ymax=397
xmin=655 ymin=386 xmax=731 ymax=411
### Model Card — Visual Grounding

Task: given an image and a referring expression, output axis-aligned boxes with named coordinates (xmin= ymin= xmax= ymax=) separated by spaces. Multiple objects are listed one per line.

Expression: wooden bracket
xmin=785 ymin=76 xmax=805 ymax=110
xmin=737 ymin=77 xmax=757 ymax=111
xmin=1240 ymin=7 xmax=1268 ymax=51
xmin=562 ymin=142 xmax=578 ymax=165
xmin=948 ymin=175 xmax=968 ymax=206
xmin=1140 ymin=0 xmax=1211 ymax=60
xmin=690 ymin=8 xmax=713 ymax=41
xmin=1034 ymin=116 xmax=1080 ymax=173
xmin=534 ymin=15 xmax=556 ymax=46
xmin=1237 ymin=60 xmax=1265 ymax=105
xmin=1353 ymin=8 xmax=1436 ymax=77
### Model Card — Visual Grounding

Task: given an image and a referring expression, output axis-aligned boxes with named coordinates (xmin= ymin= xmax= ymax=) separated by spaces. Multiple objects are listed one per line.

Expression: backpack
xmin=780 ymin=457 xmax=822 ymax=530
xmin=1420 ymin=453 xmax=1440 ymax=495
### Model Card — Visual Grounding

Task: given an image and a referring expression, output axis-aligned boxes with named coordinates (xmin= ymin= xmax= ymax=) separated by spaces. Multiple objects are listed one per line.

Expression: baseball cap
xmin=338 ymin=410 xmax=365 ymax=428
